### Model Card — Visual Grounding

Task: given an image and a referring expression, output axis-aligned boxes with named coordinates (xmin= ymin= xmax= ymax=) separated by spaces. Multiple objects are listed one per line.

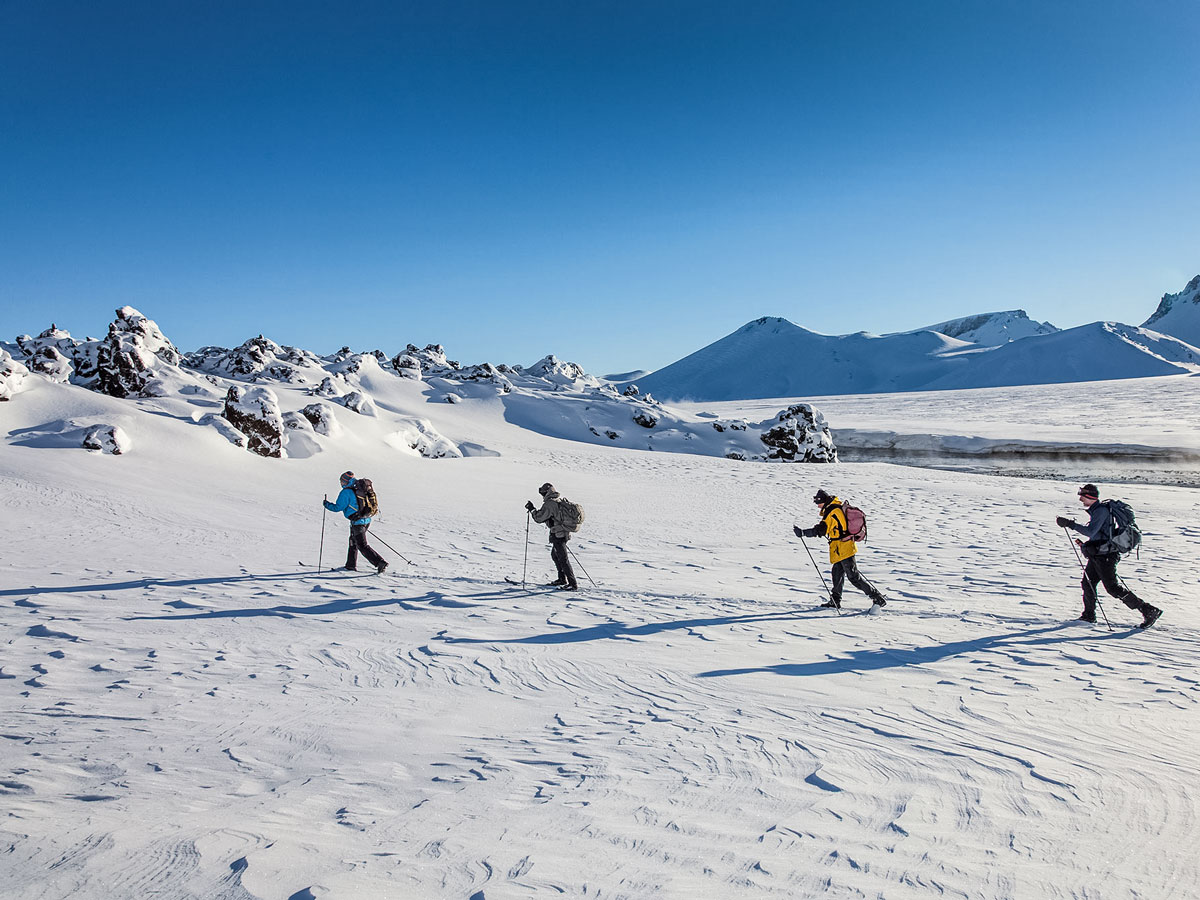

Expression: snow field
xmin=2 ymin=416 xmax=1199 ymax=899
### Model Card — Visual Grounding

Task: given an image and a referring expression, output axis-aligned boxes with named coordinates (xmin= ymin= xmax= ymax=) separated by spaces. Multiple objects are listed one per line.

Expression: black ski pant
xmin=1081 ymin=553 xmax=1143 ymax=616
xmin=831 ymin=555 xmax=883 ymax=603
xmin=550 ymin=535 xmax=576 ymax=587
xmin=346 ymin=523 xmax=385 ymax=570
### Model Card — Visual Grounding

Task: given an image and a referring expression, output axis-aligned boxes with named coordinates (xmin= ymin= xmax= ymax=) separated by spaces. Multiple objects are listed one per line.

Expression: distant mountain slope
xmin=904 ymin=309 xmax=1058 ymax=346
xmin=1143 ymin=275 xmax=1200 ymax=347
xmin=634 ymin=316 xmax=1200 ymax=401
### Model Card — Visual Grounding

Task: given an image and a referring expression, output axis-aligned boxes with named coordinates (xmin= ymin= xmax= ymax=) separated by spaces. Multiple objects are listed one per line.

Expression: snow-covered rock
xmin=223 ymin=385 xmax=285 ymax=458
xmin=1143 ymin=275 xmax=1200 ymax=348
xmin=64 ymin=307 xmax=188 ymax=399
xmin=198 ymin=413 xmax=249 ymax=448
xmin=184 ymin=336 xmax=323 ymax=382
xmin=758 ymin=404 xmax=837 ymax=462
xmin=387 ymin=419 xmax=463 ymax=459
xmin=301 ymin=403 xmax=342 ymax=437
xmin=81 ymin=423 xmax=131 ymax=455
xmin=526 ymin=354 xmax=599 ymax=387
xmin=0 ymin=348 xmax=31 ymax=400
xmin=339 ymin=390 xmax=375 ymax=416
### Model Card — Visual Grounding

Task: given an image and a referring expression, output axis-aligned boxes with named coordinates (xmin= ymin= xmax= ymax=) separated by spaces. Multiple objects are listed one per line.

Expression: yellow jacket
xmin=816 ymin=498 xmax=857 ymax=564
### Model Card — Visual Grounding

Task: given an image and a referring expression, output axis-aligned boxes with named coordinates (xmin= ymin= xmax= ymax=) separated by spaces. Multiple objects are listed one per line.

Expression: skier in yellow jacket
xmin=795 ymin=489 xmax=888 ymax=610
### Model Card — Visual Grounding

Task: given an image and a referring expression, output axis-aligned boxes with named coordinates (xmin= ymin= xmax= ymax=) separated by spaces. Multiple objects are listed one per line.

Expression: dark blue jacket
xmin=1068 ymin=501 xmax=1114 ymax=555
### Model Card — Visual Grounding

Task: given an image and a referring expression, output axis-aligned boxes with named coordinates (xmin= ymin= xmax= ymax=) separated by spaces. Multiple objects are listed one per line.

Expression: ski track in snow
xmin=2 ymin=446 xmax=1199 ymax=898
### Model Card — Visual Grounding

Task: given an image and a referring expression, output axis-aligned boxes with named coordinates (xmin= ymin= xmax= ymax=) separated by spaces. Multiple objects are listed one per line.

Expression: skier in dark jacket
xmin=324 ymin=471 xmax=388 ymax=574
xmin=795 ymin=488 xmax=887 ymax=610
xmin=526 ymin=482 xmax=577 ymax=591
xmin=1056 ymin=483 xmax=1160 ymax=627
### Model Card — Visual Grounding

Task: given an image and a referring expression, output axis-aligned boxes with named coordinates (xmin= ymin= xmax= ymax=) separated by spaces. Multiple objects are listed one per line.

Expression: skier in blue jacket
xmin=324 ymin=471 xmax=387 ymax=573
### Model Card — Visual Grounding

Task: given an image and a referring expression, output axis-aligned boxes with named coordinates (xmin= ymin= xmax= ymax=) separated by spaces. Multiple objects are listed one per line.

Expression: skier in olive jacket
xmin=526 ymin=482 xmax=577 ymax=591
xmin=1057 ymin=483 xmax=1161 ymax=627
xmin=795 ymin=489 xmax=887 ymax=610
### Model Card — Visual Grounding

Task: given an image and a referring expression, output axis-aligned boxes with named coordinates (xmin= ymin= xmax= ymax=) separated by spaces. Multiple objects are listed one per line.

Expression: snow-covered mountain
xmin=1143 ymin=274 xmax=1200 ymax=348
xmin=903 ymin=309 xmax=1058 ymax=346
xmin=1 ymin=308 xmax=839 ymax=466
xmin=634 ymin=313 xmax=1200 ymax=402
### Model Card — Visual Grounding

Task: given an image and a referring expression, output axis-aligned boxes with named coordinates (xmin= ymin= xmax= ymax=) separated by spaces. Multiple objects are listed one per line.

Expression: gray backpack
xmin=557 ymin=498 xmax=585 ymax=533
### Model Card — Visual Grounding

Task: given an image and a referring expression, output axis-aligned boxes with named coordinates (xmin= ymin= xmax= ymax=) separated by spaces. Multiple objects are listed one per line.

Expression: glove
xmin=525 ymin=500 xmax=535 ymax=512
xmin=793 ymin=525 xmax=804 ymax=538
xmin=1056 ymin=516 xmax=1074 ymax=529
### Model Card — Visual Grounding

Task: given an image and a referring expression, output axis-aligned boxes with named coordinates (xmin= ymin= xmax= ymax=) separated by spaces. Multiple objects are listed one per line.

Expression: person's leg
xmin=828 ymin=560 xmax=845 ymax=606
xmin=355 ymin=524 xmax=386 ymax=569
xmin=346 ymin=526 xmax=359 ymax=569
xmin=551 ymin=536 xmax=576 ymax=588
xmin=1080 ymin=559 xmax=1100 ymax=620
xmin=1097 ymin=554 xmax=1160 ymax=623
xmin=843 ymin=555 xmax=885 ymax=602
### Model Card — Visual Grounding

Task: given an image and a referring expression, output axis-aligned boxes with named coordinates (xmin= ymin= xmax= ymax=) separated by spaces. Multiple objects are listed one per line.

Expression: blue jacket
xmin=324 ymin=481 xmax=372 ymax=524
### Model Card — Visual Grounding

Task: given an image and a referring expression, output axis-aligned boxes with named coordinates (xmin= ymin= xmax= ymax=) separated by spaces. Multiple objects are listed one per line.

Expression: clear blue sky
xmin=2 ymin=1 xmax=1197 ymax=374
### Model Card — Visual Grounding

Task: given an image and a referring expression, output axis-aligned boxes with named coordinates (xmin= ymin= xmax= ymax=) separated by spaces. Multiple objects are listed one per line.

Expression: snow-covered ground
xmin=2 ymin=363 xmax=1199 ymax=898
xmin=692 ymin=374 xmax=1200 ymax=487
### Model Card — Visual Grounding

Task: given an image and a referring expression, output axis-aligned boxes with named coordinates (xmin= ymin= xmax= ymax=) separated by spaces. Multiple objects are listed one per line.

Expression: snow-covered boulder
xmin=339 ymin=390 xmax=375 ymax=416
xmin=301 ymin=403 xmax=341 ymax=437
xmin=312 ymin=376 xmax=342 ymax=398
xmin=1143 ymin=275 xmax=1200 ymax=348
xmin=391 ymin=353 xmax=422 ymax=380
xmin=0 ymin=348 xmax=31 ymax=400
xmin=81 ymin=424 xmax=131 ymax=455
xmin=387 ymin=419 xmax=463 ymax=459
xmin=283 ymin=411 xmax=313 ymax=431
xmin=84 ymin=307 xmax=185 ymax=398
xmin=184 ymin=336 xmax=323 ymax=382
xmin=223 ymin=385 xmax=285 ymax=458
xmin=758 ymin=404 xmax=837 ymax=462
xmin=633 ymin=410 xmax=659 ymax=429
xmin=526 ymin=354 xmax=599 ymax=387
xmin=198 ymin=413 xmax=248 ymax=448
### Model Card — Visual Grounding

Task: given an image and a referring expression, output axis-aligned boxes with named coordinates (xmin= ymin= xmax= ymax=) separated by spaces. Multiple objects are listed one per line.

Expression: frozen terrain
xmin=2 ymin=347 xmax=1199 ymax=898
xmin=693 ymin=374 xmax=1200 ymax=487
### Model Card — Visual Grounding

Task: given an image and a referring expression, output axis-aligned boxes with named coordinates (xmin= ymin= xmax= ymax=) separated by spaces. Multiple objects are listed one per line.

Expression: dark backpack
xmin=353 ymin=478 xmax=380 ymax=519
xmin=557 ymin=498 xmax=585 ymax=533
xmin=1105 ymin=499 xmax=1141 ymax=556
xmin=841 ymin=502 xmax=868 ymax=542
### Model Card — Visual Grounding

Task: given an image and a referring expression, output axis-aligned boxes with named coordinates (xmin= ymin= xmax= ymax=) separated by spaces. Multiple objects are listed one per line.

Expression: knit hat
xmin=813 ymin=489 xmax=832 ymax=505
xmin=538 ymin=482 xmax=555 ymax=496
xmin=340 ymin=470 xmax=354 ymax=486
xmin=1078 ymin=483 xmax=1099 ymax=498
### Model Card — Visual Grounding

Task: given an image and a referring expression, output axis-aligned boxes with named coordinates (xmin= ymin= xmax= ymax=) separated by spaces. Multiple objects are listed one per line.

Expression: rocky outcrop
xmin=184 ymin=336 xmax=322 ymax=382
xmin=224 ymin=385 xmax=285 ymax=458
xmin=88 ymin=307 xmax=185 ymax=398
xmin=301 ymin=403 xmax=341 ymax=436
xmin=0 ymin=348 xmax=30 ymax=401
xmin=81 ymin=424 xmax=131 ymax=455
xmin=759 ymin=404 xmax=837 ymax=462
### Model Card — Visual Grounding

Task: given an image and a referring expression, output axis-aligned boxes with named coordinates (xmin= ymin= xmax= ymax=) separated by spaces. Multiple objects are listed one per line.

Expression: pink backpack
xmin=841 ymin=502 xmax=868 ymax=542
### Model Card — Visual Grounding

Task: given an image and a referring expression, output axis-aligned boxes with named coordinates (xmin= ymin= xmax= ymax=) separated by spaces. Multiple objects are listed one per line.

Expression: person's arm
xmin=1068 ymin=505 xmax=1110 ymax=541
xmin=325 ymin=487 xmax=357 ymax=515
xmin=529 ymin=500 xmax=552 ymax=524
xmin=795 ymin=520 xmax=827 ymax=538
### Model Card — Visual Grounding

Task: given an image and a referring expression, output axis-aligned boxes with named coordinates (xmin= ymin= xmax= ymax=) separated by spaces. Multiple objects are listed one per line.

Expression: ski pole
xmin=522 ymin=510 xmax=530 ymax=588
xmin=371 ymin=530 xmax=414 ymax=566
xmin=799 ymin=533 xmax=839 ymax=615
xmin=566 ymin=543 xmax=597 ymax=588
xmin=318 ymin=495 xmax=327 ymax=574
xmin=1063 ymin=527 xmax=1111 ymax=631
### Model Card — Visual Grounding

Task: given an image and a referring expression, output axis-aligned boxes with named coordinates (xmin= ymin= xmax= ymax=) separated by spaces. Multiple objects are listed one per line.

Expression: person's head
xmin=813 ymin=489 xmax=832 ymax=506
xmin=538 ymin=482 xmax=555 ymax=497
xmin=340 ymin=470 xmax=354 ymax=488
xmin=1077 ymin=483 xmax=1099 ymax=507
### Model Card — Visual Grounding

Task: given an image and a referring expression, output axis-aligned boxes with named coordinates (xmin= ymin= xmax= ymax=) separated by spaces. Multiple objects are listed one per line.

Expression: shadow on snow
xmin=698 ymin=623 xmax=1139 ymax=679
